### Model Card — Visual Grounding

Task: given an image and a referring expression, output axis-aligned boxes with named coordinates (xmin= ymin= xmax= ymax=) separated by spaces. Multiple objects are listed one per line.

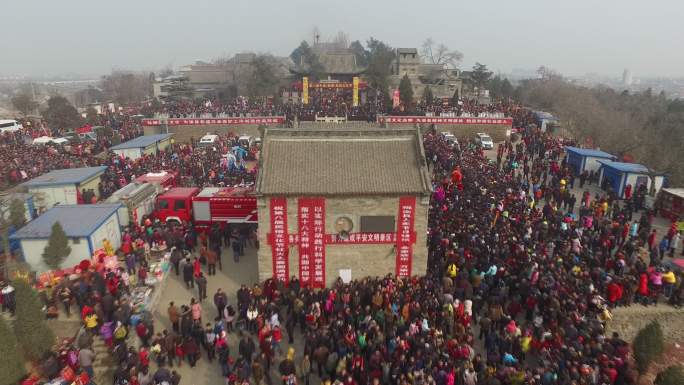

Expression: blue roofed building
xmin=10 ymin=204 xmax=122 ymax=272
xmin=597 ymin=161 xmax=665 ymax=198
xmin=564 ymin=146 xmax=617 ymax=176
xmin=22 ymin=166 xmax=108 ymax=211
xmin=110 ymin=134 xmax=173 ymax=160
xmin=532 ymin=111 xmax=559 ymax=131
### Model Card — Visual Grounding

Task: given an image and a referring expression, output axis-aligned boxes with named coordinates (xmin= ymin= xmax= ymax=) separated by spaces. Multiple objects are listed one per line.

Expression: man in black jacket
xmin=182 ymin=258 xmax=194 ymax=288
xmin=238 ymin=334 xmax=256 ymax=363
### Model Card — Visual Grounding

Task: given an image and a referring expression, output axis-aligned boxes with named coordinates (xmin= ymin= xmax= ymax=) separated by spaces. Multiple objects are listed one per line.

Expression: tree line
xmin=512 ymin=77 xmax=684 ymax=185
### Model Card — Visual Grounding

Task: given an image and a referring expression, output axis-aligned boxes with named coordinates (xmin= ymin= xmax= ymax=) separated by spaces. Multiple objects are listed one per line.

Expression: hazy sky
xmin=2 ymin=0 xmax=683 ymax=78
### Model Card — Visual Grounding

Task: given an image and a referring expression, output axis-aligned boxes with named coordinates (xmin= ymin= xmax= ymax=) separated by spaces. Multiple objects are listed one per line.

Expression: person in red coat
xmin=606 ymin=281 xmax=623 ymax=306
xmin=648 ymin=230 xmax=657 ymax=251
xmin=638 ymin=273 xmax=649 ymax=304
xmin=192 ymin=257 xmax=201 ymax=278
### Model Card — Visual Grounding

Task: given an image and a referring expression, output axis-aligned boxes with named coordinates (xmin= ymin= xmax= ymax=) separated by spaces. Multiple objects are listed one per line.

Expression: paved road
xmin=149 ymin=244 xmax=310 ymax=385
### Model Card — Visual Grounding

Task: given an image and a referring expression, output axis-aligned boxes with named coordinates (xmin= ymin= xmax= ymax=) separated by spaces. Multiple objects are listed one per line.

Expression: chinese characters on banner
xmin=270 ymin=198 xmax=289 ymax=283
xmin=302 ymin=77 xmax=309 ymax=105
xmin=377 ymin=116 xmax=513 ymax=125
xmin=142 ymin=117 xmax=285 ymax=126
xmin=392 ymin=89 xmax=400 ymax=108
xmin=298 ymin=199 xmax=312 ymax=286
xmin=298 ymin=198 xmax=326 ymax=288
xmin=287 ymin=232 xmax=397 ymax=245
xmin=396 ymin=196 xmax=416 ymax=278
xmin=352 ymin=77 xmax=359 ymax=107
xmin=311 ymin=199 xmax=326 ymax=288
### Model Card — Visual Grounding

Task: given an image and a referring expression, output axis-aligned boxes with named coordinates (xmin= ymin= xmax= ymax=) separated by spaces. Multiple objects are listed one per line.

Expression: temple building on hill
xmin=290 ymin=42 xmax=366 ymax=82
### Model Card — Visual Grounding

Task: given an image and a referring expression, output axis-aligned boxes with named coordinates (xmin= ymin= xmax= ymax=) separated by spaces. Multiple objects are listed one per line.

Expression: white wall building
xmin=22 ymin=166 xmax=107 ymax=211
xmin=10 ymin=204 xmax=122 ymax=272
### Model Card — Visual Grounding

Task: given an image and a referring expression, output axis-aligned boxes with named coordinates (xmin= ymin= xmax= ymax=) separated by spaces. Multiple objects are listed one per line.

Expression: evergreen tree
xmin=85 ymin=106 xmax=100 ymax=126
xmin=655 ymin=365 xmax=684 ymax=385
xmin=423 ymin=86 xmax=434 ymax=105
xmin=633 ymin=320 xmax=664 ymax=374
xmin=42 ymin=221 xmax=71 ymax=270
xmin=0 ymin=316 xmax=26 ymax=385
xmin=365 ymin=38 xmax=394 ymax=99
xmin=13 ymin=279 xmax=56 ymax=361
xmin=470 ymin=62 xmax=493 ymax=96
xmin=9 ymin=199 xmax=27 ymax=229
xmin=42 ymin=95 xmax=84 ymax=131
xmin=399 ymin=75 xmax=414 ymax=109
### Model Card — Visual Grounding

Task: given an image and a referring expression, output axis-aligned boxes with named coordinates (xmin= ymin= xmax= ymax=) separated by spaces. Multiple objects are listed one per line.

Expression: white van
xmin=238 ymin=135 xmax=255 ymax=148
xmin=198 ymin=134 xmax=219 ymax=147
xmin=0 ymin=119 xmax=22 ymax=133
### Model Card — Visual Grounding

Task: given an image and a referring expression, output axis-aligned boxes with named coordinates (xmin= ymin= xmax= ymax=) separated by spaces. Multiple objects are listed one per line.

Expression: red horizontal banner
xmin=378 ymin=116 xmax=513 ymax=125
xmin=284 ymin=232 xmax=416 ymax=245
xmin=292 ymin=81 xmax=368 ymax=90
xmin=141 ymin=117 xmax=285 ymax=126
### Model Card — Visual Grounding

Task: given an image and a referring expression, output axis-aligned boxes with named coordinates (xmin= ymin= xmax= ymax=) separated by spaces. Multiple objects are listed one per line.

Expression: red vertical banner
xmin=396 ymin=196 xmax=416 ymax=278
xmin=270 ymin=198 xmax=289 ymax=283
xmin=298 ymin=198 xmax=326 ymax=287
xmin=311 ymin=199 xmax=326 ymax=288
xmin=298 ymin=199 xmax=313 ymax=286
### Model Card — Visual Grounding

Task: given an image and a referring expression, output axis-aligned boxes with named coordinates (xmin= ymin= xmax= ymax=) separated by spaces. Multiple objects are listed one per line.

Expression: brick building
xmin=255 ymin=127 xmax=432 ymax=287
xmin=390 ymin=48 xmax=463 ymax=100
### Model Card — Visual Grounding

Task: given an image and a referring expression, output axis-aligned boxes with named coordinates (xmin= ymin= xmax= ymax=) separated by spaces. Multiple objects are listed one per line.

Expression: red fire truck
xmin=155 ymin=186 xmax=257 ymax=230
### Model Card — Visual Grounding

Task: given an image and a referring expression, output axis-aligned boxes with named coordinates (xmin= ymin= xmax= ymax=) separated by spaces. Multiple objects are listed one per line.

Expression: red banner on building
xmin=297 ymin=199 xmax=313 ymax=286
xmin=141 ymin=117 xmax=285 ymax=126
xmin=270 ymin=198 xmax=289 ymax=283
xmin=396 ymin=196 xmax=416 ymax=278
xmin=288 ymin=232 xmax=397 ymax=244
xmin=298 ymin=198 xmax=326 ymax=288
xmin=292 ymin=81 xmax=368 ymax=90
xmin=378 ymin=116 xmax=513 ymax=125
xmin=311 ymin=199 xmax=326 ymax=288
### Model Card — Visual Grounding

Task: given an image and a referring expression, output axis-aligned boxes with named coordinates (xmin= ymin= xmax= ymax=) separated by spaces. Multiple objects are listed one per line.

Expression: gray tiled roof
xmin=256 ymin=128 xmax=431 ymax=196
xmin=22 ymin=166 xmax=107 ymax=188
xmin=110 ymin=134 xmax=172 ymax=150
xmin=10 ymin=204 xmax=121 ymax=239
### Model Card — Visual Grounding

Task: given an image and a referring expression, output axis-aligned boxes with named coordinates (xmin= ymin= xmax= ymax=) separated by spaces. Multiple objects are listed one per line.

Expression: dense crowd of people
xmin=6 ymin=92 xmax=684 ymax=385
xmin=2 ymin=92 xmax=539 ymax=191
xmin=150 ymin=94 xmax=529 ymax=125
xmin=40 ymin=127 xmax=681 ymax=385
xmin=1 ymin=122 xmax=256 ymax=196
xmin=0 ymin=116 xmax=143 ymax=190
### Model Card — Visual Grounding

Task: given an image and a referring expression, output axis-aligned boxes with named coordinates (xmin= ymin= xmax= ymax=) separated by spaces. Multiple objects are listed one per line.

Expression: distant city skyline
xmin=2 ymin=0 xmax=684 ymax=79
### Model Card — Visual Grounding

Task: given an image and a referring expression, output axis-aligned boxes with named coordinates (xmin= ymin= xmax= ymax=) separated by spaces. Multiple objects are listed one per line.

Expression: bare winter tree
xmin=421 ymin=38 xmax=464 ymax=69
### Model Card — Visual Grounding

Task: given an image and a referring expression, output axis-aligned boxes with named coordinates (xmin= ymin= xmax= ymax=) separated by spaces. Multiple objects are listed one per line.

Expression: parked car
xmin=441 ymin=132 xmax=459 ymax=147
xmin=474 ymin=132 xmax=494 ymax=150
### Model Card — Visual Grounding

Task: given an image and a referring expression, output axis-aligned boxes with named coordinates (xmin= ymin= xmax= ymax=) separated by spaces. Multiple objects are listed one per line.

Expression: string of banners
xmin=141 ymin=117 xmax=285 ymax=126
xmin=378 ymin=116 xmax=513 ymax=125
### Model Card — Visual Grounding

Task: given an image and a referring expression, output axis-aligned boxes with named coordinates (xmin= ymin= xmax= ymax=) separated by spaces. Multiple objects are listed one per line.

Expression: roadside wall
xmin=143 ymin=125 xmax=263 ymax=144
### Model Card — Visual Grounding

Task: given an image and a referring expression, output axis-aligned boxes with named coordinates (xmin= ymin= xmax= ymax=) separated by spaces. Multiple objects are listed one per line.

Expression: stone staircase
xmin=91 ymin=335 xmax=115 ymax=381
